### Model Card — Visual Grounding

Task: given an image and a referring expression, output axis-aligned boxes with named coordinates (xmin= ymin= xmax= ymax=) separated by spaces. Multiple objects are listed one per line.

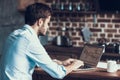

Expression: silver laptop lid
xmin=80 ymin=44 xmax=104 ymax=67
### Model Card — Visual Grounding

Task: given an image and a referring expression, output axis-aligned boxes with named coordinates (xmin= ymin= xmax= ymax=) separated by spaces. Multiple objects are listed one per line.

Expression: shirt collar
xmin=23 ymin=24 xmax=38 ymax=37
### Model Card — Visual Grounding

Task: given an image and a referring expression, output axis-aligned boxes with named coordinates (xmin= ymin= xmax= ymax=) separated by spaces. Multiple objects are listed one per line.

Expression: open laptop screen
xmin=80 ymin=44 xmax=104 ymax=67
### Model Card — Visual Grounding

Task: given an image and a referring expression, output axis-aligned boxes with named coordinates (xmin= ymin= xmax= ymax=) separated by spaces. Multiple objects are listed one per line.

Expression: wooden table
xmin=33 ymin=68 xmax=120 ymax=80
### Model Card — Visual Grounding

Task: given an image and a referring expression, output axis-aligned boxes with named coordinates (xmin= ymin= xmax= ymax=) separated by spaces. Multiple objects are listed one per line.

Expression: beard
xmin=38 ymin=32 xmax=44 ymax=36
xmin=38 ymin=28 xmax=48 ymax=36
xmin=37 ymin=20 xmax=49 ymax=36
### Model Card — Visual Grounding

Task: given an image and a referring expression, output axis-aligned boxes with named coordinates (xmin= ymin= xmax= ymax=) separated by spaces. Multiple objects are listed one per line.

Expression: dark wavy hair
xmin=25 ymin=3 xmax=52 ymax=25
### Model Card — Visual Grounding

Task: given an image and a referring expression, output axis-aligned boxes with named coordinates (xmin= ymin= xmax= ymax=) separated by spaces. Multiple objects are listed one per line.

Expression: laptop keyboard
xmin=79 ymin=65 xmax=92 ymax=69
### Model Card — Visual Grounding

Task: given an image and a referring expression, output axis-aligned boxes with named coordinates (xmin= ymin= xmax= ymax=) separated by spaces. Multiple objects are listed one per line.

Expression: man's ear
xmin=37 ymin=18 xmax=43 ymax=27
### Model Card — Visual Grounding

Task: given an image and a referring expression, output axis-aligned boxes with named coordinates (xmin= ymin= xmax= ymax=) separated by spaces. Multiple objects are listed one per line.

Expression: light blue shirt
xmin=0 ymin=24 xmax=66 ymax=80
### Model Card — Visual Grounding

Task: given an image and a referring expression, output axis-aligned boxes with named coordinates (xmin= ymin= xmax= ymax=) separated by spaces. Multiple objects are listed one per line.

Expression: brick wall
xmin=46 ymin=0 xmax=120 ymax=47
xmin=48 ymin=13 xmax=120 ymax=47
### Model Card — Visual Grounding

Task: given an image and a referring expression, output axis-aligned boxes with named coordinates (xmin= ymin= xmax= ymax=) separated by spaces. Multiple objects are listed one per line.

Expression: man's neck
xmin=31 ymin=24 xmax=39 ymax=36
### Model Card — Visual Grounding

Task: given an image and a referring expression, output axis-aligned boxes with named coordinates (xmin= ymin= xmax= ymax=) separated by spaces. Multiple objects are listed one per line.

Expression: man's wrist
xmin=53 ymin=59 xmax=63 ymax=65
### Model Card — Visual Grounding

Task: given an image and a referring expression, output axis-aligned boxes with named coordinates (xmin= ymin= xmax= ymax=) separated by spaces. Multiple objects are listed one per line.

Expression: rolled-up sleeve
xmin=27 ymin=42 xmax=66 ymax=79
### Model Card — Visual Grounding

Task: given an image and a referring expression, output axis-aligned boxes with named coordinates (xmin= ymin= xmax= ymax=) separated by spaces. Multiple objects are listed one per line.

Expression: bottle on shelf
xmin=69 ymin=2 xmax=73 ymax=11
xmin=60 ymin=2 xmax=64 ymax=11
xmin=76 ymin=3 xmax=81 ymax=11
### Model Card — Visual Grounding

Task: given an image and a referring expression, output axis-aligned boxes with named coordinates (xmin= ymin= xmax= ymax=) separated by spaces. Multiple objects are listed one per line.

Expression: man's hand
xmin=63 ymin=59 xmax=84 ymax=75
xmin=62 ymin=58 xmax=76 ymax=66
xmin=53 ymin=58 xmax=84 ymax=68
xmin=71 ymin=59 xmax=84 ymax=70
xmin=53 ymin=58 xmax=75 ymax=65
xmin=53 ymin=58 xmax=84 ymax=75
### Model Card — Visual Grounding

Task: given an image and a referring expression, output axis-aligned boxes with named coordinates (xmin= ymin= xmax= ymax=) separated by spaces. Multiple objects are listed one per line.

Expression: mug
xmin=107 ymin=60 xmax=118 ymax=73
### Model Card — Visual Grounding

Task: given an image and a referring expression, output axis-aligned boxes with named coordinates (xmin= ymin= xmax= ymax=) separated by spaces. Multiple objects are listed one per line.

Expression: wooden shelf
xmin=52 ymin=10 xmax=96 ymax=17
xmin=52 ymin=9 xmax=96 ymax=17
xmin=52 ymin=10 xmax=96 ymax=13
xmin=50 ymin=0 xmax=97 ymax=17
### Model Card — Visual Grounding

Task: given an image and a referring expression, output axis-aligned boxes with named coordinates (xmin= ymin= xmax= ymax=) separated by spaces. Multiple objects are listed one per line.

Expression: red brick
xmin=107 ymin=24 xmax=113 ymax=28
xmin=64 ymin=32 xmax=71 ymax=37
xmin=112 ymin=39 xmax=120 ymax=42
xmin=72 ymin=23 xmax=77 ymax=27
xmin=52 ymin=22 xmax=58 ymax=26
xmin=115 ymin=34 xmax=120 ymax=38
xmin=91 ymin=38 xmax=95 ymax=41
xmin=93 ymin=24 xmax=98 ymax=27
xmin=93 ymin=33 xmax=98 ymax=37
xmin=87 ymin=23 xmax=92 ymax=27
xmin=76 ymin=28 xmax=81 ymax=31
xmin=90 ymin=28 xmax=101 ymax=32
xmin=105 ymin=29 xmax=117 ymax=33
xmin=65 ymin=22 xmax=70 ymax=26
xmin=78 ymin=42 xmax=84 ymax=47
xmin=100 ymin=34 xmax=105 ymax=37
xmin=72 ymin=37 xmax=80 ymax=40
xmin=79 ymin=23 xmax=85 ymax=27
xmin=115 ymin=24 xmax=120 ymax=28
xmin=71 ymin=32 xmax=77 ymax=36
xmin=87 ymin=19 xmax=94 ymax=22
xmin=49 ymin=27 xmax=57 ymax=31
xmin=100 ymin=24 xmax=105 ymax=28
xmin=112 ymin=19 xmax=120 ymax=23
xmin=107 ymin=34 xmax=113 ymax=37
xmin=98 ymin=19 xmax=111 ymax=23
xmin=51 ymin=32 xmax=56 ymax=35
xmin=58 ymin=22 xmax=64 ymax=26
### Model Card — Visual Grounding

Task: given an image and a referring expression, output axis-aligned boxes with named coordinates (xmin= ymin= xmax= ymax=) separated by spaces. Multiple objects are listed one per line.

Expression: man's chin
xmin=38 ymin=33 xmax=46 ymax=36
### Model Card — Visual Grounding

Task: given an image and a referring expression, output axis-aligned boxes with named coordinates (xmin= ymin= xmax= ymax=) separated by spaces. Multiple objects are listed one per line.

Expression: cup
xmin=107 ymin=60 xmax=118 ymax=73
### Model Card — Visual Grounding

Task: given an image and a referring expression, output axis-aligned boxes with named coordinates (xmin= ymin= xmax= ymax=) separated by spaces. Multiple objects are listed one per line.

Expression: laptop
xmin=77 ymin=44 xmax=104 ymax=70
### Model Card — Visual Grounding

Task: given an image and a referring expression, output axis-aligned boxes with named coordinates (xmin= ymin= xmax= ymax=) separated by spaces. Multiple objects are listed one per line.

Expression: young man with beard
xmin=0 ymin=3 xmax=84 ymax=80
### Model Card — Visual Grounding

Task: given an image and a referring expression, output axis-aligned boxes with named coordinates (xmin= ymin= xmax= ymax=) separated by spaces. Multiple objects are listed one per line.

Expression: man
xmin=0 ymin=3 xmax=84 ymax=80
